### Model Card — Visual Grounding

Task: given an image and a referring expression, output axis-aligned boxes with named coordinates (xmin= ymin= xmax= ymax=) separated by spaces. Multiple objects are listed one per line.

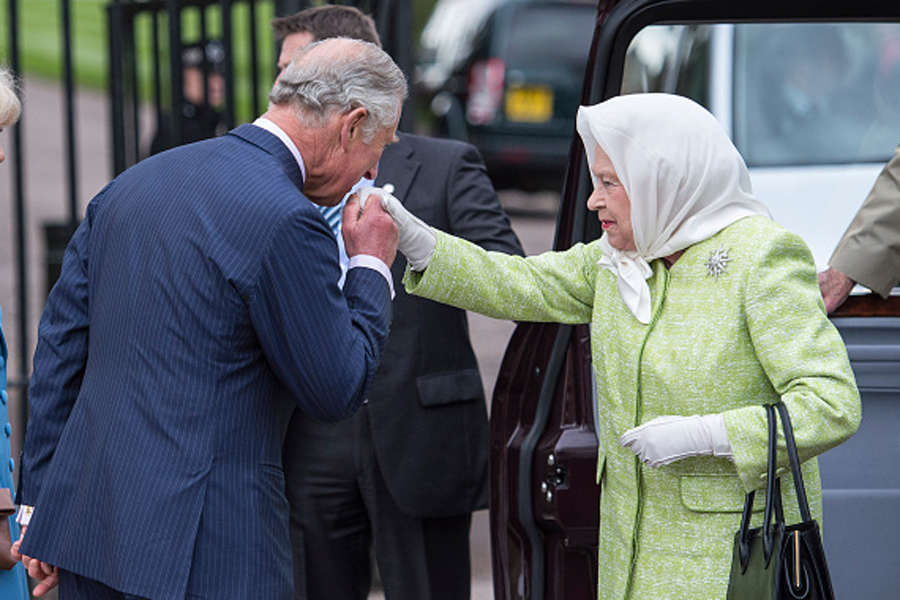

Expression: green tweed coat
xmin=404 ymin=215 xmax=860 ymax=600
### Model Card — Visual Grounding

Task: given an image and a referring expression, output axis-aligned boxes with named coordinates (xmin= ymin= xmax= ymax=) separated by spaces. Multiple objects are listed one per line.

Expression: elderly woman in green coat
xmin=364 ymin=93 xmax=861 ymax=599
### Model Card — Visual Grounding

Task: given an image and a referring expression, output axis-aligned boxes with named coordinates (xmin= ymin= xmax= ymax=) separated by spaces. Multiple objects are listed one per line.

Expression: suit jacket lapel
xmin=228 ymin=124 xmax=305 ymax=192
xmin=376 ymin=135 xmax=420 ymax=206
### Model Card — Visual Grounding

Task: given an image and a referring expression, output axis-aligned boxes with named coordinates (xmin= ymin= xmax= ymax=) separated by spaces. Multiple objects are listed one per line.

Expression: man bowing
xmin=13 ymin=38 xmax=405 ymax=600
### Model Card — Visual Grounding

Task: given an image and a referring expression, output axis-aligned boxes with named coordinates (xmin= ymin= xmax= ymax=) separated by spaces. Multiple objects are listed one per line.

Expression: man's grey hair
xmin=269 ymin=37 xmax=407 ymax=143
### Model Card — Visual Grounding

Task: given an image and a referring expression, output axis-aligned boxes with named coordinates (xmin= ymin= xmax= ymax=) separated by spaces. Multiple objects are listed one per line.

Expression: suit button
xmin=0 ymin=390 xmax=6 ymax=405
xmin=3 ymin=423 xmax=9 ymax=437
xmin=7 ymin=458 xmax=13 ymax=472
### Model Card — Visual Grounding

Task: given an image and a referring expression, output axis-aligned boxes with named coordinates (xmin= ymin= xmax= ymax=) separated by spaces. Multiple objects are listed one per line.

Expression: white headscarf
xmin=576 ymin=93 xmax=770 ymax=323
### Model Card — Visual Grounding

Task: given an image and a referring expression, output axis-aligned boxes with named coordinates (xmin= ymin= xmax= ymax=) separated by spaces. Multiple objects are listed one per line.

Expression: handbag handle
xmin=775 ymin=401 xmax=813 ymax=523
xmin=738 ymin=404 xmax=783 ymax=570
xmin=738 ymin=404 xmax=786 ymax=571
xmin=762 ymin=405 xmax=786 ymax=564
xmin=737 ymin=401 xmax=814 ymax=572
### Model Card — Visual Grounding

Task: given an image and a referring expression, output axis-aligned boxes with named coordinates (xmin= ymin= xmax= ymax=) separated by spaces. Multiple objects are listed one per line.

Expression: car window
xmin=623 ymin=22 xmax=900 ymax=167
xmin=622 ymin=24 xmax=711 ymax=107
xmin=503 ymin=4 xmax=596 ymax=73
xmin=619 ymin=22 xmax=900 ymax=270
xmin=734 ymin=23 xmax=900 ymax=167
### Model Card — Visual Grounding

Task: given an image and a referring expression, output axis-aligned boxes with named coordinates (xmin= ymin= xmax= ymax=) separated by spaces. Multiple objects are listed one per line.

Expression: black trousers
xmin=283 ymin=407 xmax=473 ymax=600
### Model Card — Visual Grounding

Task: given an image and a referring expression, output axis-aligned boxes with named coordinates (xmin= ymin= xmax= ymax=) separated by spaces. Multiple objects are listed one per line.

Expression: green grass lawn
xmin=0 ymin=0 xmax=277 ymax=122
xmin=0 ymin=0 xmax=110 ymax=89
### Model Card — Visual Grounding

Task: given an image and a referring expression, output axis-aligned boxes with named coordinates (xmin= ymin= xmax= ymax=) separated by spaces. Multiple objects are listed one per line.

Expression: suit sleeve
xmin=723 ymin=229 xmax=861 ymax=491
xmin=829 ymin=145 xmax=900 ymax=297
xmin=17 ymin=191 xmax=105 ymax=506
xmin=445 ymin=143 xmax=525 ymax=257
xmin=247 ymin=210 xmax=391 ymax=421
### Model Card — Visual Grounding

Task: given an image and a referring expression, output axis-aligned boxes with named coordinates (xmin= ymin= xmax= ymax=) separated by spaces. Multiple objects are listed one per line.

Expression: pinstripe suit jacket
xmin=16 ymin=124 xmax=392 ymax=599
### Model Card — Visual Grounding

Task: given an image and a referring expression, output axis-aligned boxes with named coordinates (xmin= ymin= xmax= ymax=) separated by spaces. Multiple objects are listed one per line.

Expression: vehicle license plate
xmin=505 ymin=86 xmax=553 ymax=123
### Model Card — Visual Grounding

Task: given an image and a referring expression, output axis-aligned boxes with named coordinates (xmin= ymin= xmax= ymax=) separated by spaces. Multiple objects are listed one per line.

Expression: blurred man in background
xmin=149 ymin=39 xmax=227 ymax=155
xmin=273 ymin=6 xmax=524 ymax=600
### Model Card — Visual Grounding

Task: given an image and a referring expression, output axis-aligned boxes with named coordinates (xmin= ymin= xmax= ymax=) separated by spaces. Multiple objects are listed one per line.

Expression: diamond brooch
xmin=705 ymin=247 xmax=731 ymax=278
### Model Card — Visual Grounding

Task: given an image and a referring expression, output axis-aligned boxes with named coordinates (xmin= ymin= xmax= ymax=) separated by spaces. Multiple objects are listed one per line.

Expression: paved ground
xmin=0 ymin=77 xmax=558 ymax=599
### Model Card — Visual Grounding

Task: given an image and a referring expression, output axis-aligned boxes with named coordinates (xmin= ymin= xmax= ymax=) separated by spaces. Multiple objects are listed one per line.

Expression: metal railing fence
xmin=109 ymin=0 xmax=413 ymax=175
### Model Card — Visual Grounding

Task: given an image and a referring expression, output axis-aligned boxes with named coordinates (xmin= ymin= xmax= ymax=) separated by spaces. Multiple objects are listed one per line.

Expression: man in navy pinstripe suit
xmin=11 ymin=38 xmax=405 ymax=600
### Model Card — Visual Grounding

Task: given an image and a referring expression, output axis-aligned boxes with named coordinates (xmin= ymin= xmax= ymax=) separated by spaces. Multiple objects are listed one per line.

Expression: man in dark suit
xmin=273 ymin=7 xmax=524 ymax=600
xmin=12 ymin=38 xmax=405 ymax=599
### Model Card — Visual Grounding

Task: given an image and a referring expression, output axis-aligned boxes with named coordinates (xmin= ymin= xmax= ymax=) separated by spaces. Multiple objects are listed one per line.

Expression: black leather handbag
xmin=726 ymin=402 xmax=835 ymax=599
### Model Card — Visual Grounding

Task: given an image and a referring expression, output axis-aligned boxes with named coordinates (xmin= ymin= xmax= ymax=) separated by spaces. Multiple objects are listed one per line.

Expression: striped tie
xmin=319 ymin=203 xmax=343 ymax=238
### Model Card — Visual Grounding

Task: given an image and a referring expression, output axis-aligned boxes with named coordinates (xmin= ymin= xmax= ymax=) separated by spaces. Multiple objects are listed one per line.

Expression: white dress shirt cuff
xmin=348 ymin=255 xmax=395 ymax=299
xmin=16 ymin=504 xmax=33 ymax=526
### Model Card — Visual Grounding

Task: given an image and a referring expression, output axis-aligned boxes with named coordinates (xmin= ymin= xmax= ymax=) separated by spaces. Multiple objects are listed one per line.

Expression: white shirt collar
xmin=252 ymin=117 xmax=307 ymax=183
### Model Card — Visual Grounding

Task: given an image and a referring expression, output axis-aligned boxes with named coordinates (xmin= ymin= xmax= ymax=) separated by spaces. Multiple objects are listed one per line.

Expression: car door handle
xmin=540 ymin=457 xmax=569 ymax=502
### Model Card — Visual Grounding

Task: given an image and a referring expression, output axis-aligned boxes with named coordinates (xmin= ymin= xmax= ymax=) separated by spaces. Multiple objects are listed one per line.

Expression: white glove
xmin=359 ymin=184 xmax=436 ymax=271
xmin=619 ymin=414 xmax=733 ymax=468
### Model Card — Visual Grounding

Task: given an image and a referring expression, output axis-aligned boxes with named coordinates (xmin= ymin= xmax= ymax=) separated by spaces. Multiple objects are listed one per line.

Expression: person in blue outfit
xmin=12 ymin=38 xmax=404 ymax=599
xmin=0 ymin=66 xmax=30 ymax=600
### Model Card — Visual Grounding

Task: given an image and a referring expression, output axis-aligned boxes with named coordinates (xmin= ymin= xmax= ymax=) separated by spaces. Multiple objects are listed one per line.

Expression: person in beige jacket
xmin=819 ymin=146 xmax=900 ymax=312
